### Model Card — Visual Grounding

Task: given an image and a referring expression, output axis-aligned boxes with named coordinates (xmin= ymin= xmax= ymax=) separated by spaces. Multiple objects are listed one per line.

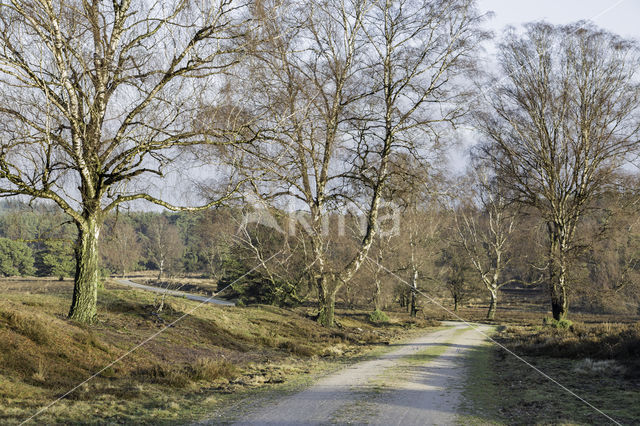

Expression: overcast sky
xmin=478 ymin=0 xmax=640 ymax=40
xmin=448 ymin=0 xmax=640 ymax=173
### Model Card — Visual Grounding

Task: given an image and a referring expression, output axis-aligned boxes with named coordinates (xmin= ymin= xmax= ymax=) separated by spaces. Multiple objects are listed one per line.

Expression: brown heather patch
xmin=496 ymin=322 xmax=640 ymax=360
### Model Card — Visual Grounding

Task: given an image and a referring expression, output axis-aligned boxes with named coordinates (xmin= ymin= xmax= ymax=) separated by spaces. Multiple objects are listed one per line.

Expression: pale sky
xmin=448 ymin=0 xmax=640 ymax=173
xmin=478 ymin=0 xmax=640 ymax=40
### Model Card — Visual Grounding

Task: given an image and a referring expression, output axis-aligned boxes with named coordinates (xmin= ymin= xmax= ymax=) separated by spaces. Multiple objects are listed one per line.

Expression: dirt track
xmin=213 ymin=321 xmax=491 ymax=425
xmin=114 ymin=279 xmax=234 ymax=306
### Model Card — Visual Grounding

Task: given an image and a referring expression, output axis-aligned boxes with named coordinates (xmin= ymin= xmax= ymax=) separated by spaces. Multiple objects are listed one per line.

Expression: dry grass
xmin=496 ymin=322 xmax=640 ymax=360
xmin=0 ymin=277 xmax=435 ymax=424
xmin=191 ymin=358 xmax=239 ymax=382
xmin=573 ymin=358 xmax=627 ymax=376
xmin=461 ymin=323 xmax=640 ymax=425
xmin=0 ymin=308 xmax=52 ymax=345
xmin=418 ymin=284 xmax=639 ymax=327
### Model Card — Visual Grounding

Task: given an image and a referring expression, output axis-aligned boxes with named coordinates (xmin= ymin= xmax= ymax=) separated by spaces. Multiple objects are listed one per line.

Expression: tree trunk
xmin=548 ymin=224 xmax=569 ymax=320
xmin=487 ymin=288 xmax=498 ymax=319
xmin=345 ymin=283 xmax=353 ymax=309
xmin=454 ymin=294 xmax=459 ymax=311
xmin=373 ymin=278 xmax=381 ymax=311
xmin=550 ymin=274 xmax=568 ymax=320
xmin=409 ymin=268 xmax=418 ymax=317
xmin=68 ymin=216 xmax=102 ymax=323
xmin=158 ymin=259 xmax=164 ymax=280
xmin=410 ymin=291 xmax=417 ymax=317
xmin=317 ymin=276 xmax=337 ymax=327
xmin=157 ymin=293 xmax=166 ymax=313
xmin=318 ymin=291 xmax=336 ymax=327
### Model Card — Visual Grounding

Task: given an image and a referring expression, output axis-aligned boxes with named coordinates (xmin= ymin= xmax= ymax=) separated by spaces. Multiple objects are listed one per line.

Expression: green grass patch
xmin=459 ymin=340 xmax=503 ymax=425
xmin=543 ymin=317 xmax=573 ymax=329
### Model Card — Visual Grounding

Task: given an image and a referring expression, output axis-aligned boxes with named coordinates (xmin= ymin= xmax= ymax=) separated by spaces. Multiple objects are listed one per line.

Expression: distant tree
xmin=0 ymin=238 xmax=35 ymax=276
xmin=398 ymin=191 xmax=446 ymax=317
xmin=439 ymin=243 xmax=473 ymax=312
xmin=0 ymin=206 xmax=75 ymax=243
xmin=578 ymin=183 xmax=640 ymax=313
xmin=375 ymin=155 xmax=449 ymax=316
xmin=35 ymin=240 xmax=75 ymax=280
xmin=143 ymin=216 xmax=184 ymax=280
xmin=187 ymin=209 xmax=237 ymax=281
xmin=455 ymin=170 xmax=517 ymax=319
xmin=101 ymin=217 xmax=141 ymax=278
xmin=174 ymin=212 xmax=202 ymax=274
xmin=476 ymin=22 xmax=640 ymax=320
xmin=366 ymin=230 xmax=395 ymax=312
xmin=0 ymin=212 xmax=38 ymax=241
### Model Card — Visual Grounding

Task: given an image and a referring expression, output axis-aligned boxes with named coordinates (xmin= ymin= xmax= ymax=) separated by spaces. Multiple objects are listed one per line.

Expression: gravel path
xmin=114 ymin=279 xmax=235 ymax=306
xmin=225 ymin=321 xmax=491 ymax=425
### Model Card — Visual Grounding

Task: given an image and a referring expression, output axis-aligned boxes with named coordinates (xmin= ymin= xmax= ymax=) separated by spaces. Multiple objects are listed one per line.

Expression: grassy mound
xmin=0 ymin=278 xmax=432 ymax=424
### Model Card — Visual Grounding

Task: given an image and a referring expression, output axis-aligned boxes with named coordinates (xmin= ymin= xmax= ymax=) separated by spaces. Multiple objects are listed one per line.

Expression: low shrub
xmin=542 ymin=317 xmax=573 ymax=329
xmin=368 ymin=309 xmax=389 ymax=324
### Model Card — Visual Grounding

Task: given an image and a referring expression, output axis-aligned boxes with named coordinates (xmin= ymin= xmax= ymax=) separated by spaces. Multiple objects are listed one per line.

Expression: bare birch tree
xmin=476 ymin=22 xmax=640 ymax=320
xmin=386 ymin=159 xmax=446 ymax=317
xmin=0 ymin=1 xmax=252 ymax=322
xmin=144 ymin=215 xmax=184 ymax=280
xmin=455 ymin=170 xmax=516 ymax=319
xmin=397 ymin=204 xmax=444 ymax=317
xmin=366 ymin=227 xmax=395 ymax=312
xmin=235 ymin=0 xmax=486 ymax=326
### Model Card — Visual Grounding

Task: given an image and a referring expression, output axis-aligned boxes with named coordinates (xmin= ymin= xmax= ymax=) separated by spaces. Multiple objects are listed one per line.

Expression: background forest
xmin=1 ymin=184 xmax=637 ymax=319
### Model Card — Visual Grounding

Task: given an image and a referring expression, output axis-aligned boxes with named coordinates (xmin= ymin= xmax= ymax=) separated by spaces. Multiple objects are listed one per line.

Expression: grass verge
xmin=460 ymin=324 xmax=640 ymax=425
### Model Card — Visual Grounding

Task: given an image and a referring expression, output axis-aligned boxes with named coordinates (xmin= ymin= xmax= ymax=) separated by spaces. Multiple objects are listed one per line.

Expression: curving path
xmin=206 ymin=321 xmax=491 ymax=425
xmin=114 ymin=279 xmax=235 ymax=306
